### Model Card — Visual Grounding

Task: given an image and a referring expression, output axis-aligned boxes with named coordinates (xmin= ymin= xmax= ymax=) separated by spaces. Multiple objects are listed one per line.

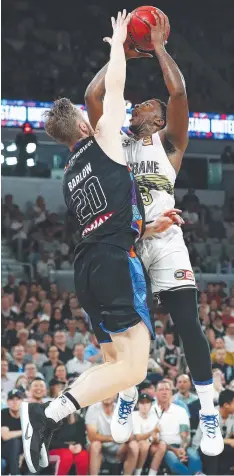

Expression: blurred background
xmin=1 ymin=0 xmax=234 ymax=475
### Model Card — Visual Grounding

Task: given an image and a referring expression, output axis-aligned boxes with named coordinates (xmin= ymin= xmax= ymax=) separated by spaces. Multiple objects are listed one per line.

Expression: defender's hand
xmin=103 ymin=10 xmax=131 ymax=46
xmin=145 ymin=10 xmax=170 ymax=49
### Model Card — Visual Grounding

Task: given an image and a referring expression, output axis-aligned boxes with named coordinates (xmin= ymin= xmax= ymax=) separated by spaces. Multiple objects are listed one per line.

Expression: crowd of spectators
xmin=1 ymin=271 xmax=234 ymax=474
xmin=2 ymin=0 xmax=234 ymax=113
xmin=2 ymin=190 xmax=234 ymax=277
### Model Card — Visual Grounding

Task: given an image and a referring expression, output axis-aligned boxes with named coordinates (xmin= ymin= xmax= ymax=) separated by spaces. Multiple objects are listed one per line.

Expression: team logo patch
xmin=174 ymin=269 xmax=195 ymax=281
xmin=143 ymin=136 xmax=153 ymax=146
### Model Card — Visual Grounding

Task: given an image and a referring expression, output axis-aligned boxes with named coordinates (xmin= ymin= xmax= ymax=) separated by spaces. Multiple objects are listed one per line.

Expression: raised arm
xmin=147 ymin=11 xmax=189 ymax=173
xmin=94 ymin=10 xmax=130 ymax=164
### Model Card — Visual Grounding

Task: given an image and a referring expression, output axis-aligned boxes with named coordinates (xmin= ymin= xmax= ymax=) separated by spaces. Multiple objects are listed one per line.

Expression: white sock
xmin=119 ymin=386 xmax=137 ymax=402
xmin=45 ymin=394 xmax=77 ymax=423
xmin=194 ymin=383 xmax=216 ymax=414
xmin=135 ymin=468 xmax=142 ymax=475
xmin=149 ymin=469 xmax=157 ymax=475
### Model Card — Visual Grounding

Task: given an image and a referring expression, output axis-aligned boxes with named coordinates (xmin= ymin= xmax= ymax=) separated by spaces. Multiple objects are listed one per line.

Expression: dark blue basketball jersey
xmin=63 ymin=136 xmax=145 ymax=260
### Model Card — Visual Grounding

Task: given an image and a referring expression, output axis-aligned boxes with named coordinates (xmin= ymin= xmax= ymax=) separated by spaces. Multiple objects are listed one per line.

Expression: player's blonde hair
xmin=43 ymin=98 xmax=85 ymax=145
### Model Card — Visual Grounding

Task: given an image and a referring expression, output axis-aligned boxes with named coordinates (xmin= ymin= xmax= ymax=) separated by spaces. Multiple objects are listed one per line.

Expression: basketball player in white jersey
xmin=85 ymin=10 xmax=223 ymax=457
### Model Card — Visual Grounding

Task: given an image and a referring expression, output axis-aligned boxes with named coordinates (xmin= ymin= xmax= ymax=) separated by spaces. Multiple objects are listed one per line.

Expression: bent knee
xmin=158 ymin=440 xmax=167 ymax=452
xmin=128 ymin=440 xmax=139 ymax=454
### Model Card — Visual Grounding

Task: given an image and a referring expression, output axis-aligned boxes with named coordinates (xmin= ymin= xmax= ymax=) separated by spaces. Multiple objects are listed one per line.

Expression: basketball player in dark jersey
xmin=85 ymin=10 xmax=224 ymax=457
xmin=19 ymin=12 xmax=183 ymax=473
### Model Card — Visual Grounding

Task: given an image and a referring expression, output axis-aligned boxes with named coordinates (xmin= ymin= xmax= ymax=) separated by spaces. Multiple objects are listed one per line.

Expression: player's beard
xmin=129 ymin=117 xmax=155 ymax=137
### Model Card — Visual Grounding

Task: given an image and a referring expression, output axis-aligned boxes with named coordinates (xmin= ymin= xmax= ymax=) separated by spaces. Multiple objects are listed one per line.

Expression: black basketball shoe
xmin=20 ymin=401 xmax=59 ymax=473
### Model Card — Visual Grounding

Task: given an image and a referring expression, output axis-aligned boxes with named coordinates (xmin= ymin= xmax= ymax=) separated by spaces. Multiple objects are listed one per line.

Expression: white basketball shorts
xmin=137 ymin=226 xmax=196 ymax=294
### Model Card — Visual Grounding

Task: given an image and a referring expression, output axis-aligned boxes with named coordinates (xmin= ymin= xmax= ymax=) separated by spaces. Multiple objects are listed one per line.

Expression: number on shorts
xmin=71 ymin=176 xmax=107 ymax=225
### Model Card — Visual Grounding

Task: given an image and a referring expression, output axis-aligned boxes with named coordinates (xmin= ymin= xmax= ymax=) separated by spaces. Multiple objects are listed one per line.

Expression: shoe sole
xmin=21 ymin=403 xmax=48 ymax=470
xmin=20 ymin=402 xmax=37 ymax=474
xmin=39 ymin=443 xmax=49 ymax=468
xmin=201 ymin=440 xmax=224 ymax=457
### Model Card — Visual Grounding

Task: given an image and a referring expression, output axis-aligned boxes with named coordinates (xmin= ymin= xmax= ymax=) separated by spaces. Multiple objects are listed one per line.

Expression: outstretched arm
xmin=147 ymin=11 xmax=189 ymax=172
xmin=94 ymin=10 xmax=130 ymax=165
xmin=85 ymin=44 xmax=152 ymax=130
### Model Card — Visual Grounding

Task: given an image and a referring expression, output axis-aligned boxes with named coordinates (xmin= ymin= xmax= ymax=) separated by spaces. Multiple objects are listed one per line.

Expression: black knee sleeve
xmin=160 ymin=288 xmax=212 ymax=383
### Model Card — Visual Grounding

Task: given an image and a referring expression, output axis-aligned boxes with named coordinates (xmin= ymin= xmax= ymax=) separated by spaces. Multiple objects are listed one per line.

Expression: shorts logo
xmin=174 ymin=269 xmax=195 ymax=281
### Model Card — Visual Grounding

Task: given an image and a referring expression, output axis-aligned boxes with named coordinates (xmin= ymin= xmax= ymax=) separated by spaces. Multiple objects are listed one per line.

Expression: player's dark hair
xmin=154 ymin=98 xmax=167 ymax=127
xmin=43 ymin=98 xmax=81 ymax=145
xmin=218 ymin=389 xmax=234 ymax=407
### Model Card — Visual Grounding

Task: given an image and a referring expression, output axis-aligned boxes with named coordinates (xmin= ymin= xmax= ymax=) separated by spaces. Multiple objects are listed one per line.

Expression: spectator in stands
xmin=66 ymin=318 xmax=84 ymax=349
xmin=20 ymin=300 xmax=36 ymax=327
xmin=15 ymin=375 xmax=28 ymax=397
xmin=53 ymin=330 xmax=73 ymax=363
xmin=9 ymin=344 xmax=25 ymax=372
xmin=36 ymin=252 xmax=55 ymax=279
xmin=42 ymin=345 xmax=62 ymax=385
xmin=33 ymin=315 xmax=51 ymax=342
xmin=50 ymin=307 xmax=64 ymax=332
xmin=173 ymin=374 xmax=198 ymax=406
xmin=84 ymin=332 xmax=103 ymax=364
xmin=224 ymin=323 xmax=234 ymax=353
xmin=211 ymin=337 xmax=234 ymax=366
xmin=2 ymin=318 xmax=17 ymax=351
xmin=49 ymin=378 xmax=66 ymax=399
xmin=86 ymin=396 xmax=139 ymax=475
xmin=27 ymin=377 xmax=47 ymax=403
xmin=1 ymin=360 xmax=14 ymax=398
xmin=16 ymin=328 xmax=29 ymax=350
xmin=76 ymin=318 xmax=91 ymax=346
xmin=160 ymin=332 xmax=180 ymax=375
xmin=24 ymin=339 xmax=48 ymax=369
xmin=221 ymin=145 xmax=234 ymax=164
xmin=151 ymin=321 xmax=167 ymax=360
xmin=213 ymin=369 xmax=225 ymax=403
xmin=24 ymin=362 xmax=44 ymax=384
xmin=207 ymin=315 xmax=226 ymax=347
xmin=132 ymin=393 xmax=167 ymax=475
xmin=212 ymin=348 xmax=234 ymax=384
xmin=66 ymin=343 xmax=92 ymax=375
xmin=49 ymin=412 xmax=89 ymax=476
xmin=54 ymin=363 xmax=68 ymax=385
xmin=155 ymin=381 xmax=203 ymax=475
xmin=138 ymin=380 xmax=156 ymax=401
xmin=1 ymin=390 xmax=23 ymax=475
xmin=3 ymin=275 xmax=17 ymax=296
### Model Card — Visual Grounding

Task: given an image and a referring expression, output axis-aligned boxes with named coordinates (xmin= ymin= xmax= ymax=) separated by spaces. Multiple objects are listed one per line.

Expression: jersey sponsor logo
xmin=82 ymin=211 xmax=114 ymax=237
xmin=65 ymin=140 xmax=93 ymax=172
xmin=143 ymin=136 xmax=153 ymax=146
xmin=68 ymin=163 xmax=92 ymax=191
xmin=174 ymin=269 xmax=195 ymax=281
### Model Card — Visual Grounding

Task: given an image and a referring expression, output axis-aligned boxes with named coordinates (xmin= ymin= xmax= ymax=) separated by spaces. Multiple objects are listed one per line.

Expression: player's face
xmin=129 ymin=99 xmax=163 ymax=134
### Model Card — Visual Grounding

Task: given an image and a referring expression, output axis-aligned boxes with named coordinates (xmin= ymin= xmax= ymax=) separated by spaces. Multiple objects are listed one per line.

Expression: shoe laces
xmin=118 ymin=397 xmax=135 ymax=425
xmin=200 ymin=414 xmax=219 ymax=438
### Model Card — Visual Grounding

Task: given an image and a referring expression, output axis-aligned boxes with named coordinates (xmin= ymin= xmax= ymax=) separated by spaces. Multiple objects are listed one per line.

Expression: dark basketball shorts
xmin=74 ymin=243 xmax=155 ymax=344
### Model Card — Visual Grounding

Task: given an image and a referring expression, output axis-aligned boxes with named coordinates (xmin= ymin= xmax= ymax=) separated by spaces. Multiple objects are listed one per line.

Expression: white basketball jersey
xmin=122 ymin=132 xmax=176 ymax=222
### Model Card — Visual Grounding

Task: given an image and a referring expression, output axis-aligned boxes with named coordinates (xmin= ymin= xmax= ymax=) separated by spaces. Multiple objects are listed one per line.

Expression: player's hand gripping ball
xmin=126 ymin=5 xmax=170 ymax=51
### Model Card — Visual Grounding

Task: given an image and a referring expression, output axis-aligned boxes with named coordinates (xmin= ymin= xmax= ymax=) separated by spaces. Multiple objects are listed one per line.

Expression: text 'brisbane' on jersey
xmin=63 ymin=136 xmax=145 ymax=260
